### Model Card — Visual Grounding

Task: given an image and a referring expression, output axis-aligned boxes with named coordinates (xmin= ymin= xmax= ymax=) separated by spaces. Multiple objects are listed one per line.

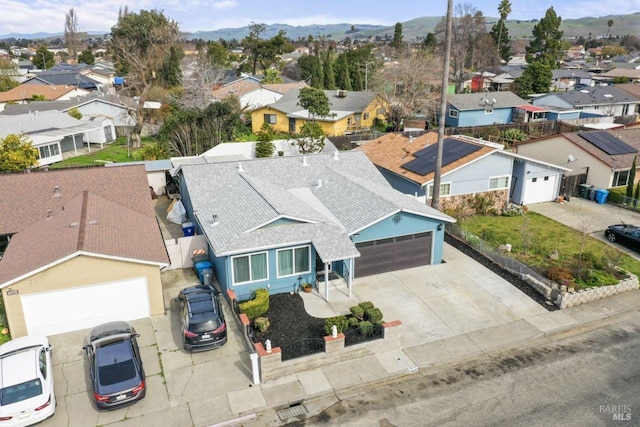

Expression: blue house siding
xmin=546 ymin=111 xmax=580 ymax=120
xmin=446 ymin=107 xmax=515 ymax=127
xmin=219 ymin=245 xmax=318 ymax=301
xmin=377 ymin=168 xmax=425 ymax=197
xmin=441 ymin=153 xmax=513 ymax=196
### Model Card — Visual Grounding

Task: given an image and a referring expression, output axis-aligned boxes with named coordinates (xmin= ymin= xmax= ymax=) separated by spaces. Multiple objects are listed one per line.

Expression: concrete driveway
xmin=527 ymin=197 xmax=640 ymax=260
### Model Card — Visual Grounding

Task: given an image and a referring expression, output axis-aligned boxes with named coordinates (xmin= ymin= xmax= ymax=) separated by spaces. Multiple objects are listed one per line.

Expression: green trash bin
xmin=579 ymin=184 xmax=592 ymax=199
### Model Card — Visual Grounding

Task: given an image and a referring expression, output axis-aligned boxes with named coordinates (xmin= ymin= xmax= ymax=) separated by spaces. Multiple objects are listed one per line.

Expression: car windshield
xmin=188 ymin=296 xmax=221 ymax=332
xmin=96 ymin=340 xmax=137 ymax=387
xmin=0 ymin=379 xmax=42 ymax=405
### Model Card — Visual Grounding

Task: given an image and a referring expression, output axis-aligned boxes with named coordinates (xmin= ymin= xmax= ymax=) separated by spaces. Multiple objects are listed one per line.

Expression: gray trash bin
xmin=589 ymin=188 xmax=597 ymax=201
xmin=201 ymin=268 xmax=213 ymax=286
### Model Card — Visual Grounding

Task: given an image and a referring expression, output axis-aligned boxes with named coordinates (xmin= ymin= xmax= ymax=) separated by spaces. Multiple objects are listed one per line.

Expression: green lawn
xmin=462 ymin=212 xmax=640 ymax=288
xmin=49 ymin=138 xmax=144 ymax=168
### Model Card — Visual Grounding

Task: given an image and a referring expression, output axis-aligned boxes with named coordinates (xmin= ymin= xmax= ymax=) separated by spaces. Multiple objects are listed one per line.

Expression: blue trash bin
xmin=182 ymin=222 xmax=195 ymax=236
xmin=595 ymin=189 xmax=609 ymax=204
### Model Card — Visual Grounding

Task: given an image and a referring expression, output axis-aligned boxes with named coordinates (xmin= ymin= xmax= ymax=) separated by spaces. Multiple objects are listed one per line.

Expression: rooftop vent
xmin=88 ymin=219 xmax=98 ymax=225
xmin=238 ymin=163 xmax=244 ymax=172
xmin=53 ymin=186 xmax=62 ymax=198
xmin=336 ymin=89 xmax=347 ymax=97
xmin=302 ymin=156 xmax=308 ymax=166
xmin=316 ymin=179 xmax=322 ymax=188
xmin=46 ymin=209 xmax=53 ymax=218
xmin=333 ymin=151 xmax=339 ymax=160
xmin=69 ymin=222 xmax=79 ymax=227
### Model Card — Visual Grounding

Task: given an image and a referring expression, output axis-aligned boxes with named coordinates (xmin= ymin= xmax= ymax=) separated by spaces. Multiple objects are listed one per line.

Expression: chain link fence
xmin=446 ymin=223 xmax=555 ymax=292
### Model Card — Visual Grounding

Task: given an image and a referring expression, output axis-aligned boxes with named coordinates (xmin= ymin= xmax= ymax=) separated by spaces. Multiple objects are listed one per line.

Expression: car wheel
xmin=606 ymin=233 xmax=616 ymax=242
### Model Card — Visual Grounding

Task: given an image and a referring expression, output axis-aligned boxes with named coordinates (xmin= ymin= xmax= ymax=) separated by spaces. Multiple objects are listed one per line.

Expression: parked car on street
xmin=176 ymin=285 xmax=227 ymax=351
xmin=604 ymin=224 xmax=640 ymax=252
xmin=0 ymin=335 xmax=55 ymax=426
xmin=82 ymin=321 xmax=145 ymax=410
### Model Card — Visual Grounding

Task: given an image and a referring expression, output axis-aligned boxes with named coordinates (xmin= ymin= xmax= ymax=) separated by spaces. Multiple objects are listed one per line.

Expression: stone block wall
xmin=556 ymin=274 xmax=639 ymax=309
xmin=440 ymin=190 xmax=508 ymax=216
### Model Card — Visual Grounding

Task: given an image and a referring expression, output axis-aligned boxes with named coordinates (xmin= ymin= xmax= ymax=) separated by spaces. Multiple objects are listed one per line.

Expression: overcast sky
xmin=1 ymin=0 xmax=639 ymax=35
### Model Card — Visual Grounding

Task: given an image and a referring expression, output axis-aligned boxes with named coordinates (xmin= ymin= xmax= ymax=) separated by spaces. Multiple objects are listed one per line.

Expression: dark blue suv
xmin=83 ymin=321 xmax=146 ymax=410
xmin=176 ymin=285 xmax=227 ymax=351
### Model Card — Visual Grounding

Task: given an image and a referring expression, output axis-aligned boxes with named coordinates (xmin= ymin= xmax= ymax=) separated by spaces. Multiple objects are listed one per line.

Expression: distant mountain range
xmin=2 ymin=13 xmax=640 ymax=42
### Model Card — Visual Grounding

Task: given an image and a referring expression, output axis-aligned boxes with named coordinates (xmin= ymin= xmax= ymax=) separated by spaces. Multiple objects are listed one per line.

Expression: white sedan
xmin=0 ymin=335 xmax=55 ymax=426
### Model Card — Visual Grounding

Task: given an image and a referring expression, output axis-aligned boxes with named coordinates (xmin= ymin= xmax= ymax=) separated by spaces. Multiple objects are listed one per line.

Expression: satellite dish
xmin=568 ymin=154 xmax=575 ymax=162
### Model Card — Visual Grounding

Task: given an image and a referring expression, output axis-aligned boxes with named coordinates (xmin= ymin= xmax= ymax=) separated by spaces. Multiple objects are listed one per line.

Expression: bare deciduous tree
xmin=175 ymin=49 xmax=226 ymax=110
xmin=370 ymin=49 xmax=443 ymax=130
xmin=64 ymin=7 xmax=80 ymax=60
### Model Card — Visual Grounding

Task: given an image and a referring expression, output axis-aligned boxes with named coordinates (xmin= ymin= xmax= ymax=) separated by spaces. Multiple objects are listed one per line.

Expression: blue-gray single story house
xmin=174 ymin=151 xmax=455 ymax=301
xmin=445 ymin=91 xmax=528 ymax=127
xmin=359 ymin=132 xmax=570 ymax=209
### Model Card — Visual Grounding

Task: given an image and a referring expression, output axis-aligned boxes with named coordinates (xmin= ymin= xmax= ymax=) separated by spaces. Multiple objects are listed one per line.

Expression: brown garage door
xmin=355 ymin=232 xmax=432 ymax=278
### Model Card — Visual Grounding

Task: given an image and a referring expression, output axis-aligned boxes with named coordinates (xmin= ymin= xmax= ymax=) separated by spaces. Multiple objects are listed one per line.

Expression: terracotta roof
xmin=0 ymin=84 xmax=76 ymax=102
xmin=212 ymin=79 xmax=260 ymax=99
xmin=0 ymin=165 xmax=169 ymax=286
xmin=357 ymin=132 xmax=495 ymax=185
xmin=616 ymin=83 xmax=640 ymax=98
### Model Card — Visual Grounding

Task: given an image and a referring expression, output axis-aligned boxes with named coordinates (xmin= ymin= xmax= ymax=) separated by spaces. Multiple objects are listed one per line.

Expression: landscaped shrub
xmin=359 ymin=321 xmax=373 ymax=336
xmin=365 ymin=307 xmax=383 ymax=323
xmin=239 ymin=288 xmax=269 ymax=320
xmin=546 ymin=266 xmax=574 ymax=286
xmin=324 ymin=315 xmax=349 ymax=335
xmin=502 ymin=204 xmax=526 ymax=217
xmin=359 ymin=301 xmax=374 ymax=311
xmin=254 ymin=317 xmax=270 ymax=333
xmin=350 ymin=305 xmax=364 ymax=320
xmin=576 ymin=270 xmax=619 ymax=288
xmin=348 ymin=317 xmax=359 ymax=327
xmin=578 ymin=252 xmax=605 ymax=270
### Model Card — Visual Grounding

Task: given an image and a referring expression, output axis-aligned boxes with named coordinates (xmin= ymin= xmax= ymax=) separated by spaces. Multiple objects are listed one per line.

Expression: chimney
xmin=53 ymin=186 xmax=62 ymax=198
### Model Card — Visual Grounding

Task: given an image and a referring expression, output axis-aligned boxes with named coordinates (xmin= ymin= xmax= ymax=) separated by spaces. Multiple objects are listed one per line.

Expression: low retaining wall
xmin=555 ymin=273 xmax=639 ymax=309
xmin=246 ymin=315 xmax=402 ymax=383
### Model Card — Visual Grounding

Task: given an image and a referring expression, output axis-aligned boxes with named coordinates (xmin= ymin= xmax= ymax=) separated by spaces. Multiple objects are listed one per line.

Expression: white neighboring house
xmin=200 ymin=138 xmax=338 ymax=160
xmin=0 ymin=110 xmax=115 ymax=167
xmin=211 ymin=78 xmax=308 ymax=112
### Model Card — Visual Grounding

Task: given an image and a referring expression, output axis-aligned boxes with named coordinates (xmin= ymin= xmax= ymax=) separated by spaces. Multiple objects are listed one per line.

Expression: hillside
xmin=3 ymin=13 xmax=640 ymax=43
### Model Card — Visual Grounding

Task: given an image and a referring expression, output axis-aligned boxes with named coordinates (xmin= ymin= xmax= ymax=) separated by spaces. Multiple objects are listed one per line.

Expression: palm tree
xmin=497 ymin=0 xmax=512 ymax=54
xmin=607 ymin=19 xmax=614 ymax=38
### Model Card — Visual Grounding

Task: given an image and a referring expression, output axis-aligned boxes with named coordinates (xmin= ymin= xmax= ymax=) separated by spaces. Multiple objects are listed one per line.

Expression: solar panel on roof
xmin=578 ymin=132 xmax=637 ymax=155
xmin=402 ymin=138 xmax=483 ymax=176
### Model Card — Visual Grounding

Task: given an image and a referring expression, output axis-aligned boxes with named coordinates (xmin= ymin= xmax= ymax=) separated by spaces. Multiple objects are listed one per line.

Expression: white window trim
xmin=449 ymin=109 xmax=459 ymax=118
xmin=488 ymin=175 xmax=510 ymax=190
xmin=427 ymin=182 xmax=452 ymax=199
xmin=276 ymin=245 xmax=311 ymax=278
xmin=231 ymin=251 xmax=269 ymax=286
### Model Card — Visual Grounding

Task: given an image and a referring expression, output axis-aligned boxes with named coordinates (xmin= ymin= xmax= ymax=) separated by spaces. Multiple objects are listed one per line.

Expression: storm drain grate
xmin=277 ymin=403 xmax=308 ymax=421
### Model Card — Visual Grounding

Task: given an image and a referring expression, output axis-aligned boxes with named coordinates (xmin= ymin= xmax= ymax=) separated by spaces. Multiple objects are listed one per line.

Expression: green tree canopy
xmin=298 ymin=54 xmax=323 ymax=88
xmin=513 ymin=61 xmax=552 ymax=97
xmin=241 ymin=23 xmax=294 ymax=75
xmin=77 ymin=50 xmax=95 ymax=65
xmin=298 ymin=87 xmax=330 ymax=118
xmin=110 ymin=8 xmax=181 ymax=147
xmin=525 ymin=7 xmax=564 ymax=68
xmin=261 ymin=69 xmax=283 ymax=84
xmin=0 ymin=134 xmax=39 ymax=171
xmin=295 ymin=121 xmax=325 ymax=154
xmin=33 ymin=46 xmax=54 ymax=70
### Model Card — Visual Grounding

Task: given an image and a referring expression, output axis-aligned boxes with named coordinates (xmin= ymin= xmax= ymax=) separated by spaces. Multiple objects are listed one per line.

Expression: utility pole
xmin=361 ymin=61 xmax=373 ymax=91
xmin=431 ymin=0 xmax=453 ymax=210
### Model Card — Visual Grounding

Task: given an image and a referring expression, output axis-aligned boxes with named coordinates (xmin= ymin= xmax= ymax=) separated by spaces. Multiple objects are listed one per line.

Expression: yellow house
xmin=251 ymin=89 xmax=385 ymax=136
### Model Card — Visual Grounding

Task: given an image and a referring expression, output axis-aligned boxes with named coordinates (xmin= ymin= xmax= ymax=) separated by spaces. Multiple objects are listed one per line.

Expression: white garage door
xmin=524 ymin=175 xmax=557 ymax=205
xmin=21 ymin=277 xmax=150 ymax=336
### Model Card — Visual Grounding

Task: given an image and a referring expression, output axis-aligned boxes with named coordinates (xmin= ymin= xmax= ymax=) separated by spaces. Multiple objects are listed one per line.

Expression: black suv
xmin=83 ymin=321 xmax=146 ymax=410
xmin=176 ymin=285 xmax=227 ymax=351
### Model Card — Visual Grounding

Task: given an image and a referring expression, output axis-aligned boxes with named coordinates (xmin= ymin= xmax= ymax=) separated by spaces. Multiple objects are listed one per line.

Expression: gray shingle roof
xmin=447 ymin=91 xmax=528 ymax=110
xmin=1 ymin=93 xmax=136 ymax=116
xmin=0 ymin=110 xmax=95 ymax=138
xmin=181 ymin=151 xmax=453 ymax=261
xmin=267 ymin=89 xmax=377 ymax=117
xmin=535 ymin=85 xmax=640 ymax=107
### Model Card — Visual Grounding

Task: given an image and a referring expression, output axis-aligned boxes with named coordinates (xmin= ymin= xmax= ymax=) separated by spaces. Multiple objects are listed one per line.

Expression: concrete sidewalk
xmin=42 ymin=243 xmax=640 ymax=427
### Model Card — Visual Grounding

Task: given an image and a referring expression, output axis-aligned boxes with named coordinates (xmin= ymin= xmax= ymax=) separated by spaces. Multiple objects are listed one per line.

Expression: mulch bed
xmin=251 ymin=293 xmax=327 ymax=348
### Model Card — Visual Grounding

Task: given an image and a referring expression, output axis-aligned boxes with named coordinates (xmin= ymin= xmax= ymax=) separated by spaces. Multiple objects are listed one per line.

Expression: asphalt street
xmin=300 ymin=311 xmax=640 ymax=427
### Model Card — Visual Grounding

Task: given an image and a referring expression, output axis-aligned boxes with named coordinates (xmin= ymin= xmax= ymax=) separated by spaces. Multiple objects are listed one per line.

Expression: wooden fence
xmin=164 ymin=234 xmax=208 ymax=270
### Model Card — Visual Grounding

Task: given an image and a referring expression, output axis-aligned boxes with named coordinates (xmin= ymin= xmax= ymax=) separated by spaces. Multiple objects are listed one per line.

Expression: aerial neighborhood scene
xmin=2 ymin=0 xmax=640 ymax=425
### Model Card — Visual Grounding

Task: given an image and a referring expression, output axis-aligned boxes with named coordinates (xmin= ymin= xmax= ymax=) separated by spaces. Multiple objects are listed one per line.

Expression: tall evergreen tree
xmin=391 ymin=22 xmax=404 ymax=49
xmin=298 ymin=54 xmax=323 ymax=88
xmin=525 ymin=6 xmax=564 ymax=68
xmin=323 ymin=52 xmax=336 ymax=90
xmin=490 ymin=0 xmax=512 ymax=61
xmin=334 ymin=53 xmax=352 ymax=90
